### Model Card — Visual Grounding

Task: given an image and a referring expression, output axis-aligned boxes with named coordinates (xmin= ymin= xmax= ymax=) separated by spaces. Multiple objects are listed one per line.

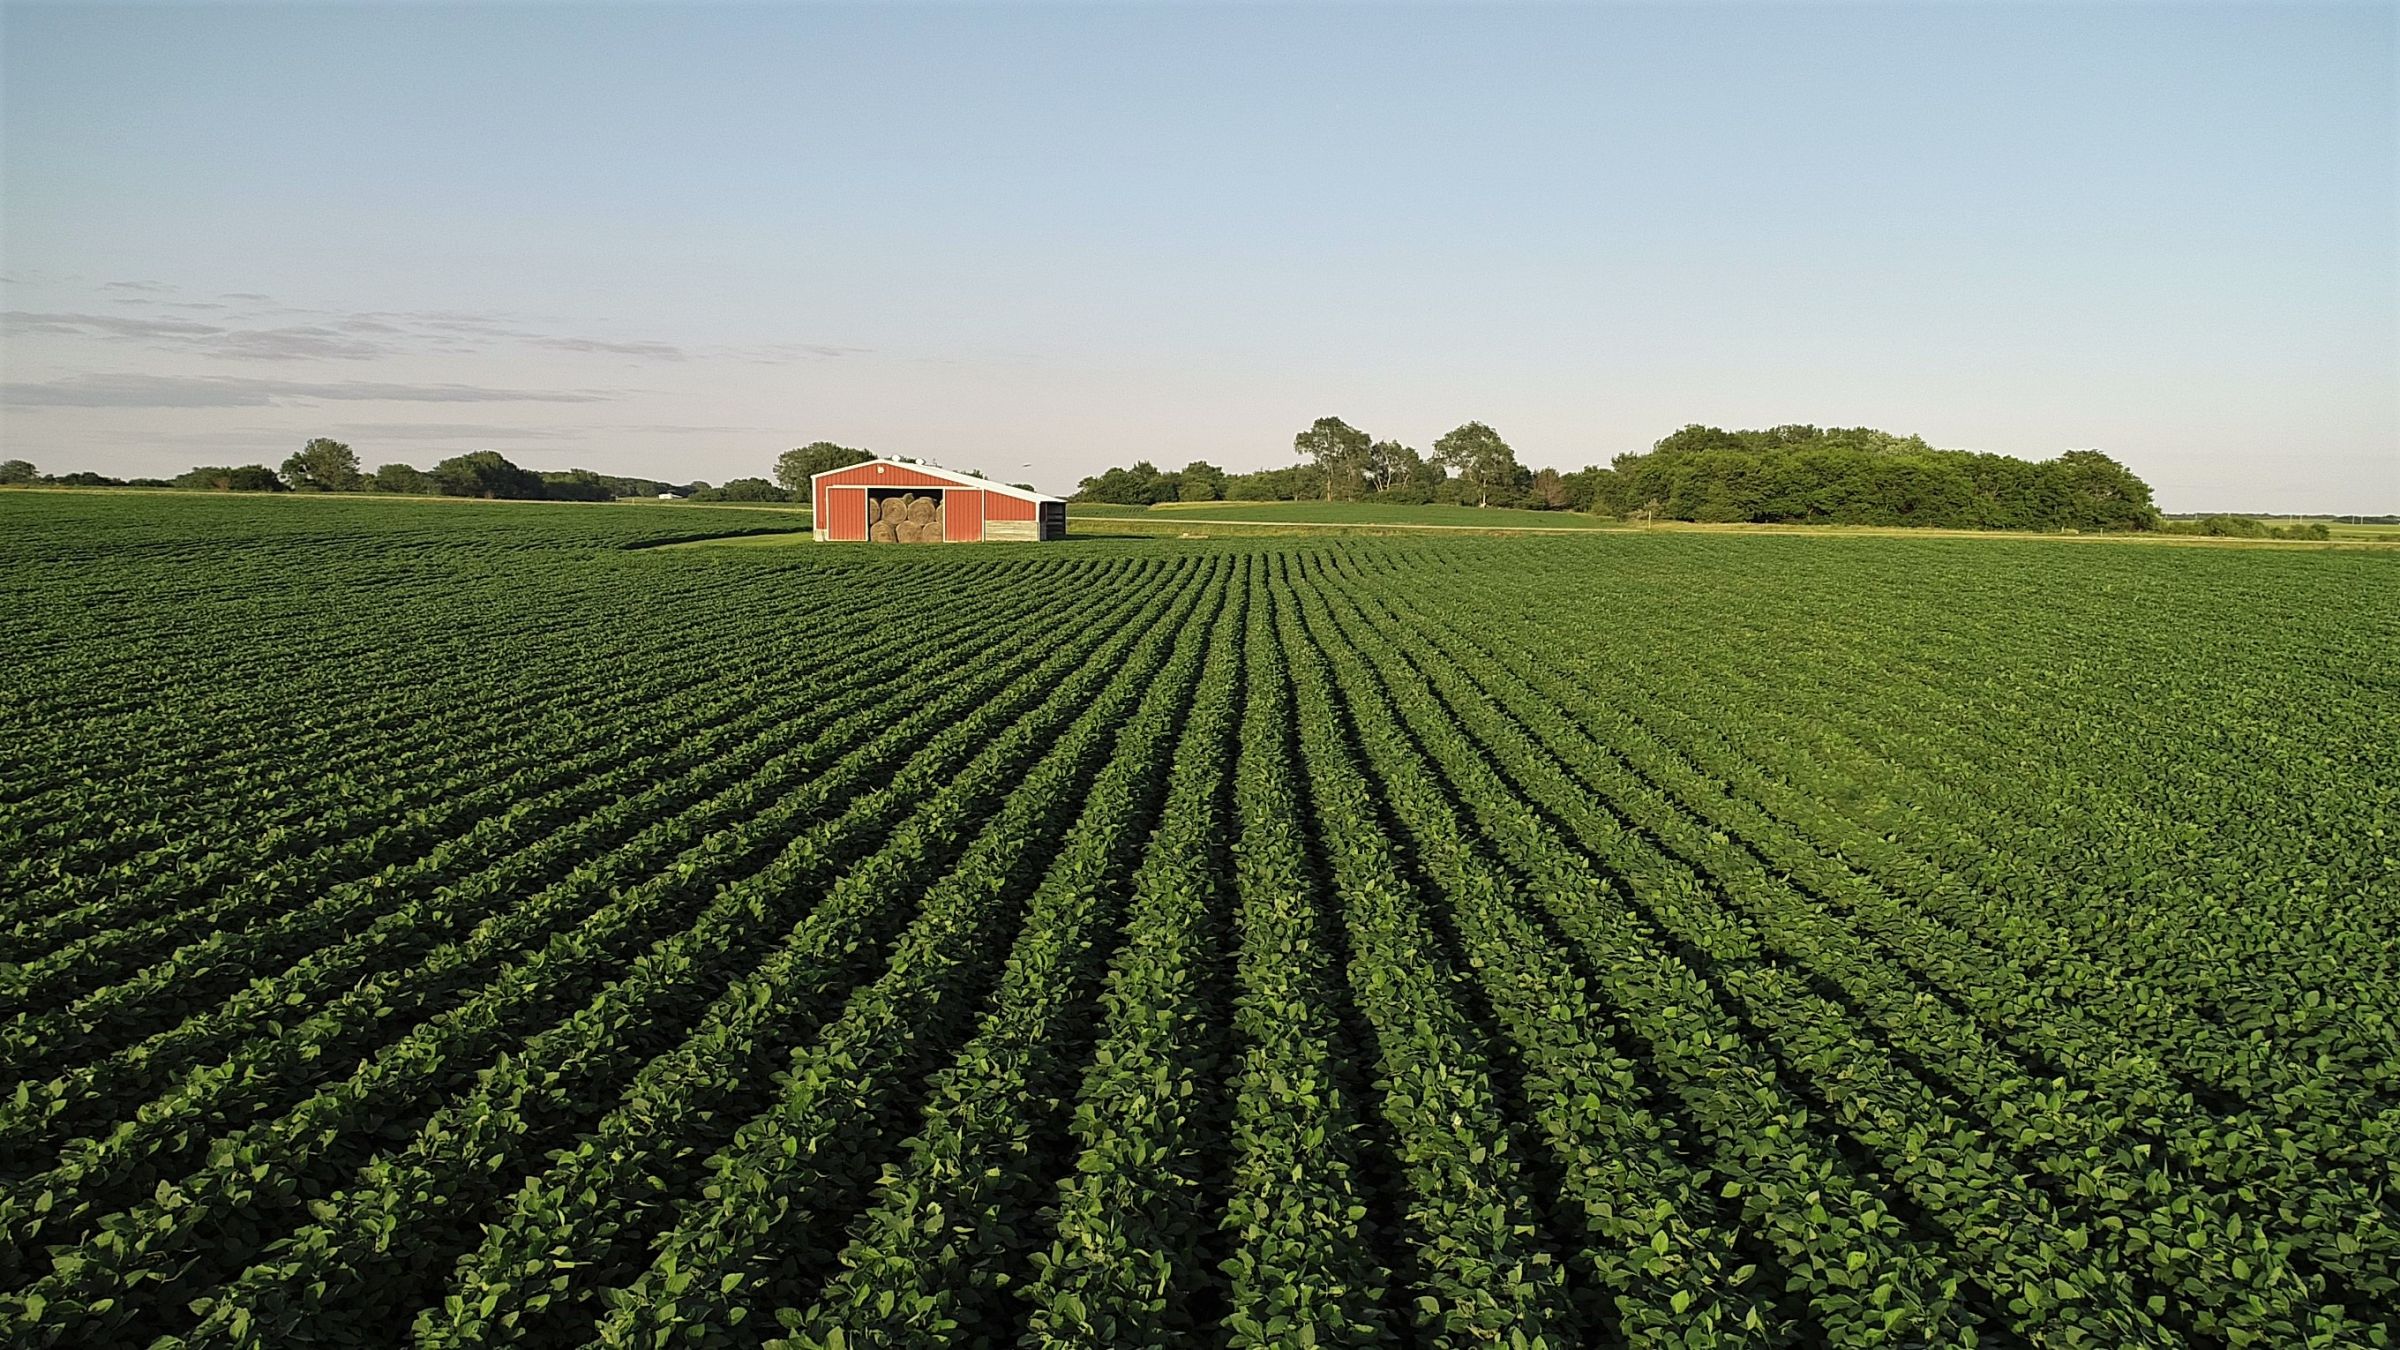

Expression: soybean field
xmin=2 ymin=492 xmax=2396 ymax=1349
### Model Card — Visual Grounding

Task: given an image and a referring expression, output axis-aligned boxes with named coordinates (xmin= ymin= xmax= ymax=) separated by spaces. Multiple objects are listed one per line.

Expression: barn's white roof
xmin=812 ymin=458 xmax=1064 ymax=504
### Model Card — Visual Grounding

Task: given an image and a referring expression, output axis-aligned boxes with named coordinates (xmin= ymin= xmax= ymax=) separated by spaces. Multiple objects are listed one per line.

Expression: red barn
xmin=810 ymin=459 xmax=1067 ymax=543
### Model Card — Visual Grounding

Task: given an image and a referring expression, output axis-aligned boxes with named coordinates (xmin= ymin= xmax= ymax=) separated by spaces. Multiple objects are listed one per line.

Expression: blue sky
xmin=3 ymin=2 xmax=2391 ymax=510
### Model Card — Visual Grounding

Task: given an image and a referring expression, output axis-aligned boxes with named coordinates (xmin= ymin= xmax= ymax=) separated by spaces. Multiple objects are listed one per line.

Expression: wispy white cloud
xmin=4 ymin=310 xmax=395 ymax=360
xmin=211 ymin=327 xmax=397 ymax=360
xmin=15 ymin=280 xmax=876 ymax=378
xmin=725 ymin=340 xmax=872 ymax=363
xmin=8 ymin=297 xmax=737 ymax=366
xmin=155 ymin=420 xmax=768 ymax=449
xmin=2 ymin=373 xmax=615 ymax=408
xmin=320 ymin=421 xmax=591 ymax=441
xmin=7 ymin=310 xmax=226 ymax=339
xmin=535 ymin=336 xmax=688 ymax=360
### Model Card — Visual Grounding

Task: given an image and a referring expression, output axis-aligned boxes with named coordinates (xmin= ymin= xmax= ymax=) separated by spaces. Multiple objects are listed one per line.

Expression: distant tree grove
xmin=0 ymin=440 xmax=892 ymax=505
xmin=2 ymin=425 xmax=2175 ymax=533
xmin=1072 ymin=419 xmax=2167 ymax=532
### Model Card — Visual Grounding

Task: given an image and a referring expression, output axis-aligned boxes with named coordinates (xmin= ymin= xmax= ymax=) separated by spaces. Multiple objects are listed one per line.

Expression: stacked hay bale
xmin=867 ymin=493 xmax=945 ymax=543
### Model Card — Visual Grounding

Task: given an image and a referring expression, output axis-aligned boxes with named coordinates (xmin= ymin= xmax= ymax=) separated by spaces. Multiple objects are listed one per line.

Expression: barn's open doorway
xmin=867 ymin=489 xmax=944 ymax=543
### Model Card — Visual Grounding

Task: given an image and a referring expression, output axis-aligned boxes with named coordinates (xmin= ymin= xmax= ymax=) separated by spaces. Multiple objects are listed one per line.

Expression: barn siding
xmin=944 ymin=490 xmax=985 ymax=542
xmin=823 ymin=486 xmax=868 ymax=541
xmin=983 ymin=493 xmax=1038 ymax=523
xmin=816 ymin=463 xmax=966 ymax=492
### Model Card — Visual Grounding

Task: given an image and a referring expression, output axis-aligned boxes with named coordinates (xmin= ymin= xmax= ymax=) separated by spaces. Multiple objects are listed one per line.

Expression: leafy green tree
xmin=1366 ymin=440 xmax=1422 ymax=494
xmin=692 ymin=477 xmax=789 ymax=502
xmin=774 ymin=442 xmax=873 ymax=494
xmin=1530 ymin=468 xmax=1569 ymax=509
xmin=1550 ymin=466 xmax=1614 ymax=514
xmin=1295 ymin=417 xmax=1372 ymax=500
xmin=1177 ymin=461 xmax=1227 ymax=502
xmin=1649 ymin=424 xmax=1749 ymax=457
xmin=1382 ymin=449 xmax=1447 ymax=503
xmin=1225 ymin=463 xmax=1326 ymax=501
xmin=1075 ymin=461 xmax=1175 ymax=505
xmin=2045 ymin=449 xmax=2159 ymax=532
xmin=431 ymin=451 xmax=545 ymax=499
xmin=280 ymin=438 xmax=363 ymax=491
xmin=573 ymin=471 xmax=673 ymax=497
xmin=369 ymin=462 xmax=436 ymax=494
xmin=1432 ymin=421 xmax=1518 ymax=507
xmin=1607 ymin=425 xmax=2159 ymax=531
xmin=528 ymin=469 xmax=674 ymax=498
xmin=0 ymin=459 xmax=37 ymax=486
xmin=2161 ymin=514 xmax=2272 ymax=538
xmin=538 ymin=470 xmax=617 ymax=501
xmin=175 ymin=464 xmax=283 ymax=491
xmin=1222 ymin=469 xmax=1279 ymax=501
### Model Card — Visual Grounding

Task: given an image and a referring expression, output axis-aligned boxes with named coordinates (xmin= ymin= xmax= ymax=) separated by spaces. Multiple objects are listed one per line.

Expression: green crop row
xmin=0 ymin=493 xmax=2389 ymax=1348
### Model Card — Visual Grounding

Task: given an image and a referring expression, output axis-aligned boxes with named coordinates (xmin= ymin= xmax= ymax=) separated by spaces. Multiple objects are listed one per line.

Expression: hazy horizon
xmin=4 ymin=2 xmax=2392 ymax=512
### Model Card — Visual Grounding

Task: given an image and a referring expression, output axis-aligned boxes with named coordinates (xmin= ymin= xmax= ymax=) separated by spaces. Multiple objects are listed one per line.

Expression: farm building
xmin=810 ymin=460 xmax=1068 ymax=543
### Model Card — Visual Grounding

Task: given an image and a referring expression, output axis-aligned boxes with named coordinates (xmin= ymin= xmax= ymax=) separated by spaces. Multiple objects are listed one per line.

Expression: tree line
xmin=0 ymin=443 xmax=698 ymax=500
xmin=1075 ymin=418 xmax=1613 ymax=511
xmin=2156 ymin=515 xmax=2331 ymax=541
xmin=1073 ymin=419 xmax=2167 ymax=531
xmin=0 ymin=439 xmax=903 ymax=504
xmin=1608 ymin=425 xmax=2160 ymax=531
xmin=6 ymin=424 xmax=2177 ymax=533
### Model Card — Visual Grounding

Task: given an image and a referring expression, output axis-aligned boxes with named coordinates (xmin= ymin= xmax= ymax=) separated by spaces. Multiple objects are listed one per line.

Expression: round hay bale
xmin=867 ymin=499 xmax=883 ymax=525
xmin=871 ymin=519 xmax=899 ymax=542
